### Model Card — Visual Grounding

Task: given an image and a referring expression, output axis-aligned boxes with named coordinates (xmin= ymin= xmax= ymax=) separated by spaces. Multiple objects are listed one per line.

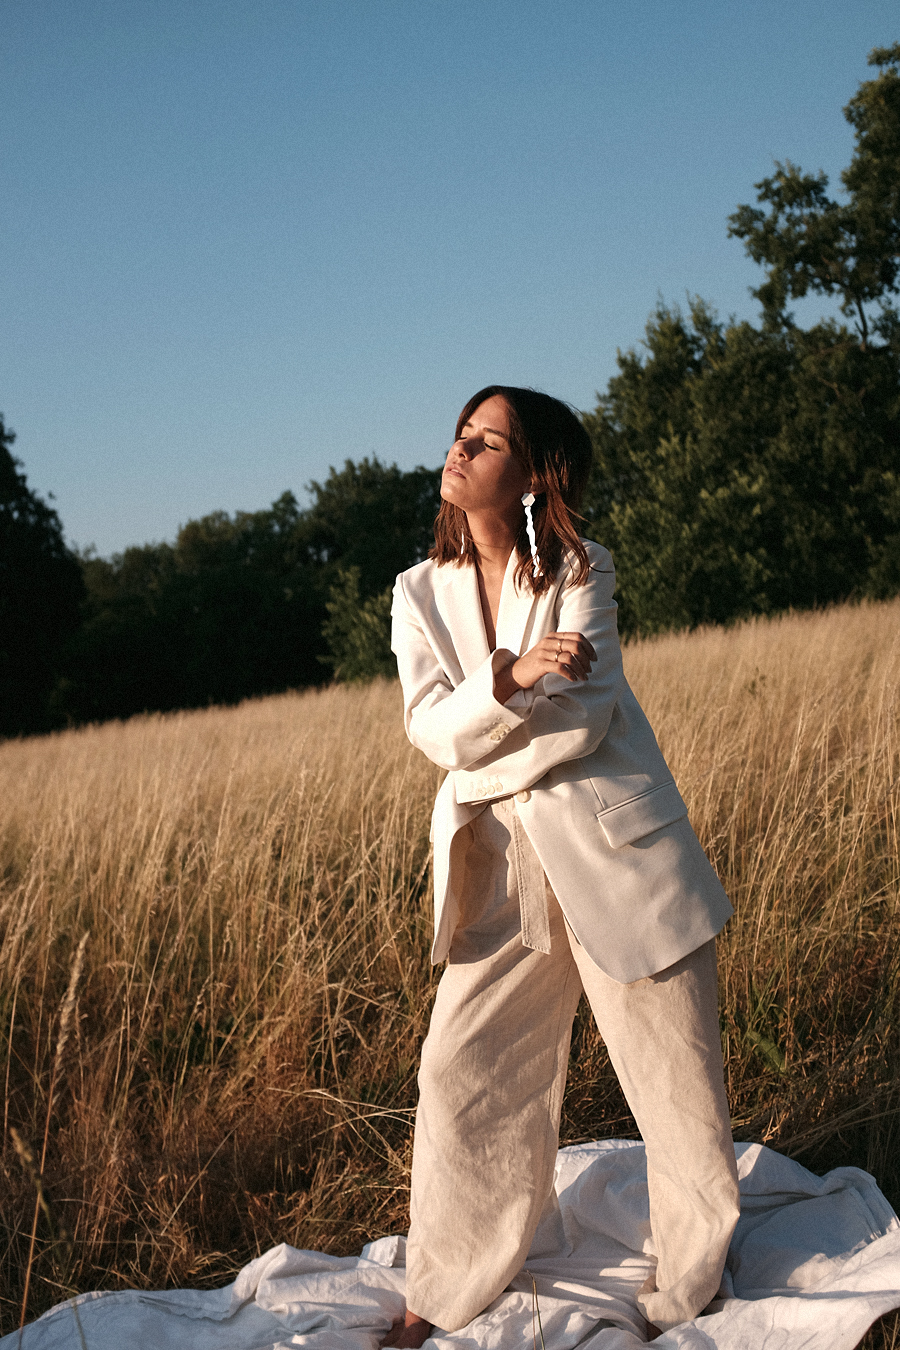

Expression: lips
xmin=444 ymin=465 xmax=466 ymax=479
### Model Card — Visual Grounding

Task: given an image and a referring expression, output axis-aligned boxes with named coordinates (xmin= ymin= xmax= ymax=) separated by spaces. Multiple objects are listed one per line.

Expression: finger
xmin=556 ymin=642 xmax=590 ymax=672
xmin=555 ymin=632 xmax=597 ymax=661
xmin=573 ymin=639 xmax=597 ymax=662
xmin=547 ymin=643 xmax=587 ymax=672
xmin=545 ymin=642 xmax=591 ymax=679
xmin=549 ymin=653 xmax=576 ymax=677
xmin=558 ymin=654 xmax=588 ymax=681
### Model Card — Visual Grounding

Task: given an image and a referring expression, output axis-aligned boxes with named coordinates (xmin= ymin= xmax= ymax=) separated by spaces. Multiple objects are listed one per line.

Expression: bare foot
xmin=380 ymin=1310 xmax=433 ymax=1348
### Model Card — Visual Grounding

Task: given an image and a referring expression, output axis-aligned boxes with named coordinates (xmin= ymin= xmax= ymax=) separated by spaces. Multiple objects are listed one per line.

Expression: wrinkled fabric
xmin=8 ymin=1140 xmax=899 ymax=1350
xmin=391 ymin=544 xmax=733 ymax=980
xmin=408 ymin=798 xmax=738 ymax=1334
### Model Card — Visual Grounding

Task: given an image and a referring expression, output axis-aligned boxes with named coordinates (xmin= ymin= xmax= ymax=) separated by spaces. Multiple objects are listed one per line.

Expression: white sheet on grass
xmin=6 ymin=1140 xmax=900 ymax=1350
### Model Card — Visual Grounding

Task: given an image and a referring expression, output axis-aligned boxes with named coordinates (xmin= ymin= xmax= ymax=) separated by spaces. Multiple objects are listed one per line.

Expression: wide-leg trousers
xmin=406 ymin=797 xmax=740 ymax=1335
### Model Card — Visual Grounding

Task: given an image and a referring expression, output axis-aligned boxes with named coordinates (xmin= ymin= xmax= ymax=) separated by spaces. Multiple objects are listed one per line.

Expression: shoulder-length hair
xmin=430 ymin=385 xmax=593 ymax=594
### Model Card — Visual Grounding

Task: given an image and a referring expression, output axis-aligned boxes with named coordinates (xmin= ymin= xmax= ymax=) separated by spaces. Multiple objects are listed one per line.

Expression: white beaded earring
xmin=521 ymin=492 xmax=540 ymax=577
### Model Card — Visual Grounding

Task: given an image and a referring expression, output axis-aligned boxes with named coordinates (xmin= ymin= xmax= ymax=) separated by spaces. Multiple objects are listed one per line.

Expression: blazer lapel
xmin=434 ymin=553 xmax=540 ymax=681
xmin=434 ymin=561 xmax=491 ymax=678
xmin=495 ymin=552 xmax=539 ymax=656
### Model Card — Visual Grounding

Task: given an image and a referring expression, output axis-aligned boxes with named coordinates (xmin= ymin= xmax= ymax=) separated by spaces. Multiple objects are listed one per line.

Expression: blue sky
xmin=2 ymin=0 xmax=896 ymax=555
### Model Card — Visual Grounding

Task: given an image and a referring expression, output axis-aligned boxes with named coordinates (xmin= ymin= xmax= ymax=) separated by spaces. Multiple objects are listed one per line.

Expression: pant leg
xmin=568 ymin=932 xmax=740 ymax=1333
xmin=405 ymin=806 xmax=583 ymax=1331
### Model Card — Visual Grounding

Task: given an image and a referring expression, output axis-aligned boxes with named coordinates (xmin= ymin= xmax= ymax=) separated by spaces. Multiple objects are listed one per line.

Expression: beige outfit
xmin=406 ymin=799 xmax=740 ymax=1334
xmin=390 ymin=543 xmax=740 ymax=1333
xmin=391 ymin=542 xmax=733 ymax=983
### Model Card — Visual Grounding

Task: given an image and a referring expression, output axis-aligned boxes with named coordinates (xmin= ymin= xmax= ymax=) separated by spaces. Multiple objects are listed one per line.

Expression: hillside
xmin=0 ymin=598 xmax=898 ymax=1342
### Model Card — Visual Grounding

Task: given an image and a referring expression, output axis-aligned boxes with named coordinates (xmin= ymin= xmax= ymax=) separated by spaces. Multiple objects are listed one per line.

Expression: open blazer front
xmin=391 ymin=539 xmax=732 ymax=984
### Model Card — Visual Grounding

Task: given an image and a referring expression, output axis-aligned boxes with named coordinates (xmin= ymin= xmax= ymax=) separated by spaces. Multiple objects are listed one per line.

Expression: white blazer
xmin=390 ymin=540 xmax=732 ymax=983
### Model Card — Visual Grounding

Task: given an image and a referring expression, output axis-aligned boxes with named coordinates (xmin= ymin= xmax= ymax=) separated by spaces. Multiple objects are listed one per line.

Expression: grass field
xmin=1 ymin=598 xmax=898 ymax=1345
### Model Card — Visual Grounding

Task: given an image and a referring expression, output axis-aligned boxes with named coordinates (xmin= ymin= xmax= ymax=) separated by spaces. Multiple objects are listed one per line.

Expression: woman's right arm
xmin=391 ymin=556 xmax=624 ymax=781
xmin=391 ymin=573 xmax=535 ymax=772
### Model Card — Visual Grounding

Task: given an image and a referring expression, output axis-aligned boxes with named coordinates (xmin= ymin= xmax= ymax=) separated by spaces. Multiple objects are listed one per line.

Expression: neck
xmin=465 ymin=507 xmax=519 ymax=572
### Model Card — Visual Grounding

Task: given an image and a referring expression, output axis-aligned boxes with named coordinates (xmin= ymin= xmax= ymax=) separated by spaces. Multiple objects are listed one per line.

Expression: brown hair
xmin=430 ymin=385 xmax=593 ymax=594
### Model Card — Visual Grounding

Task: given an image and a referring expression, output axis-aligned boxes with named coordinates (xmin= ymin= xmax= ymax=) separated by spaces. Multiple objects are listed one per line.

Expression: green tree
xmin=0 ymin=416 xmax=83 ymax=735
xmin=727 ymin=43 xmax=900 ymax=346
xmin=307 ymin=459 xmax=440 ymax=682
xmin=60 ymin=458 xmax=443 ymax=720
xmin=583 ymin=301 xmax=900 ymax=635
xmin=61 ymin=493 xmax=327 ymax=722
xmin=319 ymin=567 xmax=395 ymax=682
xmin=584 ymin=47 xmax=900 ymax=635
xmin=300 ymin=459 xmax=442 ymax=599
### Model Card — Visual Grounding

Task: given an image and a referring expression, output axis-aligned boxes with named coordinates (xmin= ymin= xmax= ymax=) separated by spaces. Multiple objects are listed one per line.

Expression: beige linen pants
xmin=406 ymin=797 xmax=740 ymax=1335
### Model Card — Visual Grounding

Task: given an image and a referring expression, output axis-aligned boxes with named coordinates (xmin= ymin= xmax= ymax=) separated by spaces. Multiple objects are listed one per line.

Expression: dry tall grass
xmin=1 ymin=599 xmax=898 ymax=1345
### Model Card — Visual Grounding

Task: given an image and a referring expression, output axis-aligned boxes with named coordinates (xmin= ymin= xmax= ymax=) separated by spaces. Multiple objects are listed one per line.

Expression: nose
xmin=452 ymin=438 xmax=473 ymax=460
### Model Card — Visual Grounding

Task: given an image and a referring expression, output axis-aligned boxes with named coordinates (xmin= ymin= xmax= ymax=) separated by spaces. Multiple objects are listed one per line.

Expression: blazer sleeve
xmin=391 ymin=573 xmax=534 ymax=772
xmin=391 ymin=556 xmax=627 ymax=795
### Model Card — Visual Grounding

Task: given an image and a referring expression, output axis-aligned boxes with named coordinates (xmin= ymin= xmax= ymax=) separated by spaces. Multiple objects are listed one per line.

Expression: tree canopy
xmin=583 ymin=45 xmax=900 ymax=636
xmin=300 ymin=459 xmax=441 ymax=598
xmin=0 ymin=416 xmax=84 ymax=735
xmin=56 ymin=461 xmax=441 ymax=723
xmin=582 ymin=302 xmax=900 ymax=635
xmin=727 ymin=43 xmax=900 ymax=347
xmin=4 ymin=47 xmax=900 ymax=732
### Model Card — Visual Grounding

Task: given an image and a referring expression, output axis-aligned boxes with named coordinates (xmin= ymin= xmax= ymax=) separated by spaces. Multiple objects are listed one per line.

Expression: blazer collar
xmin=436 ymin=551 xmax=538 ymax=677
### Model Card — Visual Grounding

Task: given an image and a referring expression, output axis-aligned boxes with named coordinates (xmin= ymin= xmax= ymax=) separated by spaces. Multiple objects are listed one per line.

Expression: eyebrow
xmin=462 ymin=421 xmax=509 ymax=440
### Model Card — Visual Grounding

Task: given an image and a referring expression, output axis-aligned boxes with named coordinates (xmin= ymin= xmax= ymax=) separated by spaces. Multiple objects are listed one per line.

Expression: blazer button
xmin=489 ymin=732 xmax=501 ymax=742
xmin=516 ymin=790 xmax=531 ymax=803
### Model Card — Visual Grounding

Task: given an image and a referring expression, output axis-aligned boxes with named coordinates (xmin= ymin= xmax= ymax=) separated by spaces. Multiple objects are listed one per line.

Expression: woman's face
xmin=441 ymin=395 xmax=531 ymax=520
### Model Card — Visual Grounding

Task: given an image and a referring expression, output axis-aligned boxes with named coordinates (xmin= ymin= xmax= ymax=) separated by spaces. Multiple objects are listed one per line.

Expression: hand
xmin=494 ymin=631 xmax=597 ymax=703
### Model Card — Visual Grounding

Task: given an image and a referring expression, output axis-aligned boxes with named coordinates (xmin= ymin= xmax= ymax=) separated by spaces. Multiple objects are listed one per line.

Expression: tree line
xmin=2 ymin=44 xmax=899 ymax=738
xmin=0 ymin=450 xmax=442 ymax=735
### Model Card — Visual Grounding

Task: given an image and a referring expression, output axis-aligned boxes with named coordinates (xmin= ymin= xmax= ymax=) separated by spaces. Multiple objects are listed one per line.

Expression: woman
xmin=386 ymin=387 xmax=739 ymax=1346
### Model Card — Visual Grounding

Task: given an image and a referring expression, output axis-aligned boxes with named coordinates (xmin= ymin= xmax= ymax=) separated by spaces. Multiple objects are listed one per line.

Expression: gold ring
xmin=557 ymin=639 xmax=563 ymax=653
xmin=554 ymin=651 xmax=559 ymax=662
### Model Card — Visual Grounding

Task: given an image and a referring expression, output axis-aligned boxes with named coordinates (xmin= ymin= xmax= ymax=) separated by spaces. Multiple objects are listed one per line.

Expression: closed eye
xmin=459 ymin=434 xmax=505 ymax=452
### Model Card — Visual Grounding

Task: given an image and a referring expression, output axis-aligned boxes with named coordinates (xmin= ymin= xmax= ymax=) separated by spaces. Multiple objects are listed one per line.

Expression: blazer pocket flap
xmin=596 ymin=780 xmax=687 ymax=849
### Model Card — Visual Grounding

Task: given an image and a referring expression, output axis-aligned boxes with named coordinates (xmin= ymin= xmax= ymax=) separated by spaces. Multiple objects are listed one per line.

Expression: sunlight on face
xmin=440 ymin=395 xmax=531 ymax=522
